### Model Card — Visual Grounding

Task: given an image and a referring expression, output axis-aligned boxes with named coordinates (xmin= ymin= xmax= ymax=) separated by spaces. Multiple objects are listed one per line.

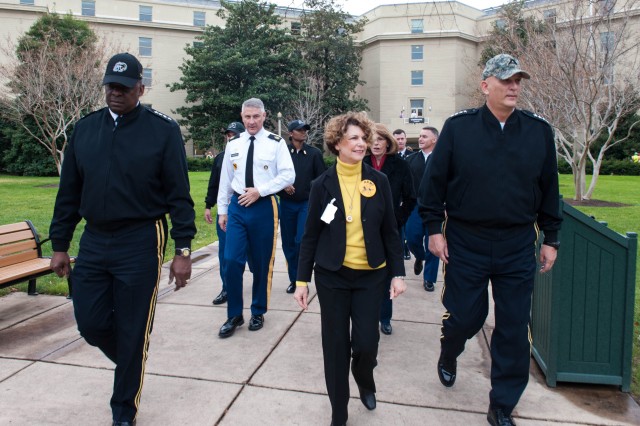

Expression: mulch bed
xmin=564 ymin=199 xmax=630 ymax=207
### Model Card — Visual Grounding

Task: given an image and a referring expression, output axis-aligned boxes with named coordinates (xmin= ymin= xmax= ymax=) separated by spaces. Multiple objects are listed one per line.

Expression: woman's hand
xmin=390 ymin=277 xmax=406 ymax=299
xmin=294 ymin=285 xmax=309 ymax=310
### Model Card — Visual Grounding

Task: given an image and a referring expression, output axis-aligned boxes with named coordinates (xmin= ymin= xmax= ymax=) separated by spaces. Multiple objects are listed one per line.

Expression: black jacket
xmin=363 ymin=154 xmax=416 ymax=227
xmin=406 ymin=150 xmax=432 ymax=196
xmin=50 ymin=105 xmax=196 ymax=251
xmin=419 ymin=104 xmax=562 ymax=241
xmin=296 ymin=163 xmax=405 ymax=282
xmin=205 ymin=151 xmax=225 ymax=208
xmin=278 ymin=143 xmax=326 ymax=201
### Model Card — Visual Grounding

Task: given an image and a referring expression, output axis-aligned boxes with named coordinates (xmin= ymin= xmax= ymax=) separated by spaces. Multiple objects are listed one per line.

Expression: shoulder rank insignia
xmin=147 ymin=107 xmax=174 ymax=123
xmin=521 ymin=109 xmax=551 ymax=126
xmin=449 ymin=108 xmax=478 ymax=119
xmin=268 ymin=134 xmax=283 ymax=142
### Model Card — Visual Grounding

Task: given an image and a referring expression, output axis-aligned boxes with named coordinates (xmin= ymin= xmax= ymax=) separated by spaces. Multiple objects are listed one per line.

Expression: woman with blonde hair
xmin=294 ymin=112 xmax=406 ymax=426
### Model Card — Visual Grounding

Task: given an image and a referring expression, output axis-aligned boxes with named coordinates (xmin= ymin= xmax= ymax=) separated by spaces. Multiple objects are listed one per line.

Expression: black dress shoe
xmin=286 ymin=282 xmax=296 ymax=294
xmin=113 ymin=421 xmax=135 ymax=426
xmin=413 ymin=258 xmax=423 ymax=275
xmin=212 ymin=290 xmax=227 ymax=305
xmin=403 ymin=253 xmax=411 ymax=260
xmin=437 ymin=352 xmax=457 ymax=387
xmin=358 ymin=386 xmax=376 ymax=410
xmin=218 ymin=316 xmax=244 ymax=338
xmin=248 ymin=314 xmax=264 ymax=331
xmin=423 ymin=280 xmax=435 ymax=292
xmin=487 ymin=406 xmax=516 ymax=426
xmin=380 ymin=322 xmax=392 ymax=335
xmin=330 ymin=422 xmax=346 ymax=426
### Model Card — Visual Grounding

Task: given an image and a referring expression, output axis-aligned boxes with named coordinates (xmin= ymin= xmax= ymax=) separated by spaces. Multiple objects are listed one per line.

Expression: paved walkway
xmin=0 ymin=240 xmax=638 ymax=425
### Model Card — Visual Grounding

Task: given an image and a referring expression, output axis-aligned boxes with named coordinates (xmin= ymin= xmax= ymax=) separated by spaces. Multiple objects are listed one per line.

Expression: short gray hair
xmin=242 ymin=98 xmax=265 ymax=112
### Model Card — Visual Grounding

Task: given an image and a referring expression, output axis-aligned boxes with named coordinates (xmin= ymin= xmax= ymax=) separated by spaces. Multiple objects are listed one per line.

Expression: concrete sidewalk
xmin=0 ymin=240 xmax=638 ymax=425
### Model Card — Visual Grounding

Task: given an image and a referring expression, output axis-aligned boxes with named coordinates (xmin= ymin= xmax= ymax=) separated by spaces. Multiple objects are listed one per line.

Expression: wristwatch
xmin=175 ymin=247 xmax=191 ymax=257
xmin=543 ymin=241 xmax=560 ymax=250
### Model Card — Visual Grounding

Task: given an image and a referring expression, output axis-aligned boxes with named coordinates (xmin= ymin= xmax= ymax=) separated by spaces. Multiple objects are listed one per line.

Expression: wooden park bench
xmin=0 ymin=221 xmax=73 ymax=297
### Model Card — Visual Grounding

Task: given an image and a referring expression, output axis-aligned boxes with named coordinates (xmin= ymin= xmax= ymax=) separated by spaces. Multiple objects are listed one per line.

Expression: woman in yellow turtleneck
xmin=294 ymin=112 xmax=407 ymax=426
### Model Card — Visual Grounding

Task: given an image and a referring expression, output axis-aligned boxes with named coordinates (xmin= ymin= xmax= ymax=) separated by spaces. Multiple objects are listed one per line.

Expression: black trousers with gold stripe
xmin=440 ymin=221 xmax=537 ymax=415
xmin=71 ymin=218 xmax=167 ymax=423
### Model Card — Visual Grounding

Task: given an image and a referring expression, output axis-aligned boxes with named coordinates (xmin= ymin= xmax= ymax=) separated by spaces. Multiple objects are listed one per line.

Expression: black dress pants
xmin=315 ymin=265 xmax=386 ymax=425
xmin=71 ymin=218 xmax=167 ymax=422
xmin=440 ymin=222 xmax=537 ymax=415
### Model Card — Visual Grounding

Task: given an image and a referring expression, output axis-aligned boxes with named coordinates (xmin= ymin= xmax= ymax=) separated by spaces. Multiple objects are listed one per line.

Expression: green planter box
xmin=531 ymin=201 xmax=637 ymax=392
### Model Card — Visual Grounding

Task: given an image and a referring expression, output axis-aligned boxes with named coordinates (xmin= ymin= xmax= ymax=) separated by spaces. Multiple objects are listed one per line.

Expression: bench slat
xmin=0 ymin=229 xmax=36 ymax=245
xmin=0 ymin=239 xmax=38 ymax=257
xmin=0 ymin=251 xmax=39 ymax=268
xmin=0 ymin=258 xmax=53 ymax=285
xmin=0 ymin=222 xmax=30 ymax=235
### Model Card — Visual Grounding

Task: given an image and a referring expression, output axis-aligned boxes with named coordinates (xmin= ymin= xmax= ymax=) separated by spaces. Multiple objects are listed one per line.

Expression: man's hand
xmin=238 ymin=187 xmax=260 ymax=207
xmin=50 ymin=251 xmax=71 ymax=278
xmin=428 ymin=234 xmax=449 ymax=264
xmin=284 ymin=185 xmax=295 ymax=195
xmin=218 ymin=214 xmax=228 ymax=232
xmin=204 ymin=208 xmax=213 ymax=224
xmin=390 ymin=277 xmax=406 ymax=299
xmin=169 ymin=256 xmax=192 ymax=291
xmin=539 ymin=244 xmax=558 ymax=273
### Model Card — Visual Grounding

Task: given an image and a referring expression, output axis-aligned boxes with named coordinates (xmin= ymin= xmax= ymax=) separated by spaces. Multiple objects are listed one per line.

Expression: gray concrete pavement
xmin=0 ymin=240 xmax=638 ymax=425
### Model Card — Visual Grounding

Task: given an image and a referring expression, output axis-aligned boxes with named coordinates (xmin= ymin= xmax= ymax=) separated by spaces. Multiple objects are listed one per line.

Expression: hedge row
xmin=557 ymin=159 xmax=640 ymax=176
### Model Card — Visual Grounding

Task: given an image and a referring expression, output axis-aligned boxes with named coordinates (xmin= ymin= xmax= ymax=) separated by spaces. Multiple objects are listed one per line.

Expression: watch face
xmin=177 ymin=248 xmax=191 ymax=257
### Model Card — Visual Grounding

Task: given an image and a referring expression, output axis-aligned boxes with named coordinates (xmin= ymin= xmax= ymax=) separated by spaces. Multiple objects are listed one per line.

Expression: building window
xmin=601 ymin=31 xmax=615 ymax=84
xmin=597 ymin=0 xmax=615 ymax=15
xmin=411 ymin=70 xmax=423 ymax=86
xmin=81 ymin=1 xmax=95 ymax=17
xmin=543 ymin=9 xmax=556 ymax=23
xmin=142 ymin=68 xmax=152 ymax=87
xmin=291 ymin=22 xmax=301 ymax=36
xmin=411 ymin=19 xmax=423 ymax=33
xmin=410 ymin=99 xmax=424 ymax=118
xmin=194 ymin=11 xmax=206 ymax=27
xmin=139 ymin=5 xmax=152 ymax=22
xmin=193 ymin=41 xmax=204 ymax=49
xmin=411 ymin=45 xmax=423 ymax=60
xmin=494 ymin=19 xmax=506 ymax=30
xmin=139 ymin=37 xmax=152 ymax=57
xmin=20 ymin=0 xmax=35 ymax=5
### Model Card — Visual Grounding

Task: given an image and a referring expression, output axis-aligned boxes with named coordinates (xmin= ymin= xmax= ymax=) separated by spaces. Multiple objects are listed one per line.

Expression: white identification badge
xmin=321 ymin=198 xmax=337 ymax=224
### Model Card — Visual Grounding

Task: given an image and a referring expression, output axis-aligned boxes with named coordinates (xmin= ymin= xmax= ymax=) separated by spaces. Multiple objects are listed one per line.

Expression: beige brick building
xmin=0 ymin=0 xmax=624 ymax=151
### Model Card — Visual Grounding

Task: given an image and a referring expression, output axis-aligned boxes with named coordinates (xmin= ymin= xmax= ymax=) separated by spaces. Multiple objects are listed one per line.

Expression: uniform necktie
xmin=246 ymin=136 xmax=255 ymax=188
xmin=114 ymin=115 xmax=122 ymax=127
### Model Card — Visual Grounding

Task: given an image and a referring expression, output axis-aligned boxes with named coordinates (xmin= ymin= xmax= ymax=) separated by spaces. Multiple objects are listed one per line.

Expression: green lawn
xmin=1 ymin=173 xmax=639 ymax=397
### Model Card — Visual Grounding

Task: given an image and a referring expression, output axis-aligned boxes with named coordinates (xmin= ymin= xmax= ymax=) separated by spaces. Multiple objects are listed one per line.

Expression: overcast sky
xmin=271 ymin=1 xmax=509 ymax=15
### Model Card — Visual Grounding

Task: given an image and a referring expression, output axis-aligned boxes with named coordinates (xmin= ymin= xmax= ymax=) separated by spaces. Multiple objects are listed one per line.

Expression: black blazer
xmin=296 ymin=162 xmax=405 ymax=283
xmin=364 ymin=154 xmax=416 ymax=227
xmin=406 ymin=150 xmax=432 ymax=194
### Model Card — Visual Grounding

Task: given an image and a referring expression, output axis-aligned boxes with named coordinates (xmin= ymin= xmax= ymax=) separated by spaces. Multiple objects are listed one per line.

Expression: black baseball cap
xmin=103 ymin=53 xmax=143 ymax=88
xmin=225 ymin=122 xmax=245 ymax=135
xmin=288 ymin=120 xmax=311 ymax=132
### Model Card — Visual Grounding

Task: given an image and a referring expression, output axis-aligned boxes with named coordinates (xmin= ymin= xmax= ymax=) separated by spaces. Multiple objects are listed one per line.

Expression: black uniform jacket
xmin=406 ymin=150 xmax=432 ymax=196
xmin=278 ymin=143 xmax=326 ymax=202
xmin=205 ymin=151 xmax=225 ymax=209
xmin=419 ymin=104 xmax=562 ymax=241
xmin=296 ymin=162 xmax=405 ymax=283
xmin=363 ymin=154 xmax=416 ymax=227
xmin=50 ymin=105 xmax=196 ymax=251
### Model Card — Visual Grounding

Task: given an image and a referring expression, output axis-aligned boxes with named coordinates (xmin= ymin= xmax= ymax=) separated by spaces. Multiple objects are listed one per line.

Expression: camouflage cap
xmin=482 ymin=54 xmax=531 ymax=80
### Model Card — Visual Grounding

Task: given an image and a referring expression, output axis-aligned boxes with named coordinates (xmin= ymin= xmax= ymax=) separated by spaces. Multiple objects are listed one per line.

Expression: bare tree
xmin=483 ymin=0 xmax=640 ymax=200
xmin=0 ymin=31 xmax=108 ymax=175
xmin=288 ymin=73 xmax=330 ymax=150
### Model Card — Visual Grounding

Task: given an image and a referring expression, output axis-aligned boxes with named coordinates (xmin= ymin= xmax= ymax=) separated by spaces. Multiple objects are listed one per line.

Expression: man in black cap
xmin=205 ymin=121 xmax=245 ymax=305
xmin=279 ymin=120 xmax=325 ymax=294
xmin=50 ymin=52 xmax=196 ymax=426
xmin=419 ymin=53 xmax=561 ymax=426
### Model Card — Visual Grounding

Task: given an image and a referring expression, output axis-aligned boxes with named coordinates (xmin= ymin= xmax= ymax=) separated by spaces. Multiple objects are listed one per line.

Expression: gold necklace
xmin=339 ymin=174 xmax=360 ymax=223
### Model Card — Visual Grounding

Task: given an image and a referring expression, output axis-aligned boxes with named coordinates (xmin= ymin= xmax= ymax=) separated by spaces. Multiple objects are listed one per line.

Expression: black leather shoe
xmin=487 ymin=406 xmax=516 ymax=426
xmin=113 ymin=421 xmax=135 ymax=426
xmin=248 ymin=314 xmax=264 ymax=331
xmin=437 ymin=353 xmax=457 ymax=387
xmin=413 ymin=258 xmax=423 ymax=275
xmin=424 ymin=280 xmax=435 ymax=292
xmin=286 ymin=282 xmax=296 ymax=294
xmin=380 ymin=322 xmax=392 ymax=335
xmin=212 ymin=290 xmax=227 ymax=305
xmin=403 ymin=253 xmax=411 ymax=260
xmin=218 ymin=316 xmax=244 ymax=338
xmin=330 ymin=422 xmax=346 ymax=426
xmin=358 ymin=386 xmax=376 ymax=410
